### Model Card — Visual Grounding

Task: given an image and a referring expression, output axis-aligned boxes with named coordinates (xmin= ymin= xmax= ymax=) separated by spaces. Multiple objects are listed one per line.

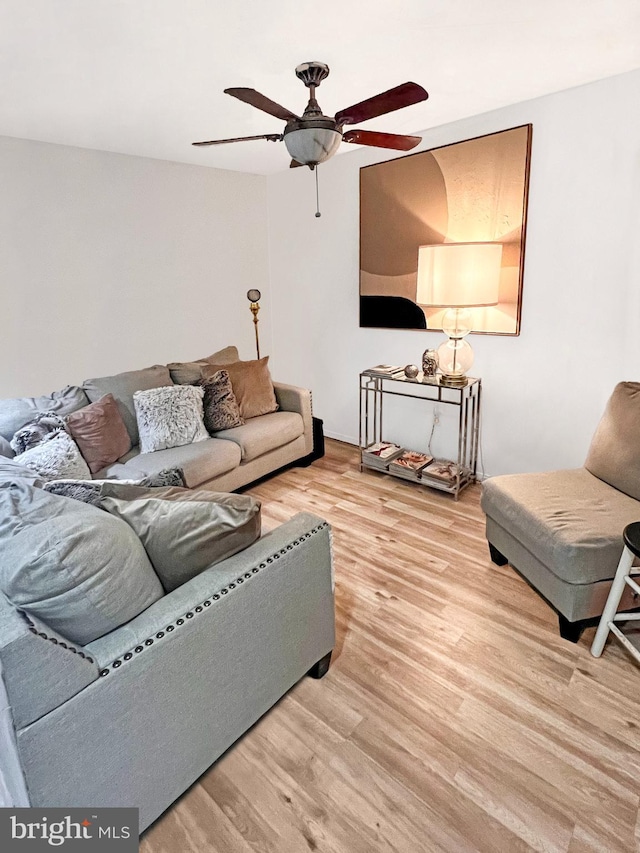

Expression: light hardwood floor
xmin=140 ymin=440 xmax=640 ymax=853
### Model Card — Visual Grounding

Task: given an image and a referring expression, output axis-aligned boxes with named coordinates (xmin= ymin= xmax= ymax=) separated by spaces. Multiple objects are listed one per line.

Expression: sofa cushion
xmin=0 ymin=482 xmax=163 ymax=645
xmin=83 ymin=365 xmax=173 ymax=446
xmin=65 ymin=393 xmax=132 ymax=474
xmin=207 ymin=357 xmax=278 ymax=420
xmin=0 ymin=386 xmax=89 ymax=442
xmin=134 ymin=385 xmax=209 ymax=454
xmin=584 ymin=381 xmax=640 ymax=501
xmin=481 ymin=468 xmax=640 ymax=584
xmin=0 ymin=436 xmax=14 ymax=458
xmin=215 ymin=411 xmax=304 ymax=462
xmin=197 ymin=345 xmax=239 ymax=365
xmin=199 ymin=369 xmax=244 ymax=432
xmin=100 ymin=484 xmax=261 ymax=592
xmin=96 ymin=437 xmax=242 ymax=488
xmin=13 ymin=431 xmax=91 ymax=482
xmin=166 ymin=361 xmax=209 ymax=385
xmin=0 ymin=457 xmax=45 ymax=487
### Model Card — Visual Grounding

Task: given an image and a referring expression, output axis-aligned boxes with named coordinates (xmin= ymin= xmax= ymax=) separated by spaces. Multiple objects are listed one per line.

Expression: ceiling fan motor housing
xmin=295 ymin=62 xmax=330 ymax=88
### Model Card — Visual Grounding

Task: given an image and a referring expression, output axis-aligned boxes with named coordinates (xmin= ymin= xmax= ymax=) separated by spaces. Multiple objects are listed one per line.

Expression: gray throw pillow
xmin=0 ymin=386 xmax=89 ymax=442
xmin=83 ymin=365 xmax=174 ymax=446
xmin=0 ymin=482 xmax=164 ymax=645
xmin=100 ymin=484 xmax=261 ymax=592
xmin=199 ymin=369 xmax=244 ymax=432
xmin=10 ymin=412 xmax=68 ymax=455
xmin=13 ymin=431 xmax=91 ymax=482
xmin=43 ymin=481 xmax=103 ymax=506
xmin=134 ymin=385 xmax=209 ymax=454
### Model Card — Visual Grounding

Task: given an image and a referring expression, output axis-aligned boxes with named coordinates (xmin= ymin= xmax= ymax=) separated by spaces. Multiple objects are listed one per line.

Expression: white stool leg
xmin=591 ymin=546 xmax=635 ymax=657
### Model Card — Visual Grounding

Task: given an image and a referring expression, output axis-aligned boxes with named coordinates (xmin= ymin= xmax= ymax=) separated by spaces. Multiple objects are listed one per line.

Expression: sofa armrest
xmin=85 ymin=511 xmax=333 ymax=669
xmin=273 ymin=382 xmax=313 ymax=456
xmin=0 ymin=593 xmax=99 ymax=730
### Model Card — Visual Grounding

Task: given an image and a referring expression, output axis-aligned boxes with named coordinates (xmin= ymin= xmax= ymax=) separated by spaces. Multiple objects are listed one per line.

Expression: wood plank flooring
xmin=140 ymin=440 xmax=640 ymax=853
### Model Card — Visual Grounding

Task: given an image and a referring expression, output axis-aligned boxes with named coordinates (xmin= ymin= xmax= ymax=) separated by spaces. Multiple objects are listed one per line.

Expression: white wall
xmin=0 ymin=136 xmax=270 ymax=397
xmin=266 ymin=69 xmax=640 ymax=476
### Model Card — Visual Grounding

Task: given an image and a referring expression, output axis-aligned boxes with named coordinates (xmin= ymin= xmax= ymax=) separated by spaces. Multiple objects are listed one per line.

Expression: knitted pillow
xmin=13 ymin=431 xmax=91 ymax=482
xmin=133 ymin=385 xmax=209 ymax=454
xmin=199 ymin=369 xmax=244 ymax=432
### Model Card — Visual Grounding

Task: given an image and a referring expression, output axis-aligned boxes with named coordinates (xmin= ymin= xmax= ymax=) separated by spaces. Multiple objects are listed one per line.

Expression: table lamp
xmin=416 ymin=242 xmax=502 ymax=385
xmin=246 ymin=289 xmax=261 ymax=359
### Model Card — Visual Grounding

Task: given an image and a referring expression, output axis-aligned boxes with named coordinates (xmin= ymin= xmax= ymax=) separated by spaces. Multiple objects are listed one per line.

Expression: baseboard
xmin=324 ymin=431 xmax=358 ymax=445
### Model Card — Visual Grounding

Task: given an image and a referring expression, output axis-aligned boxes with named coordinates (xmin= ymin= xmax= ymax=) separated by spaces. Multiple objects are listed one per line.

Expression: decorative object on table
xmin=389 ymin=450 xmax=433 ymax=480
xmin=362 ymin=441 xmax=404 ymax=470
xmin=421 ymin=349 xmax=439 ymax=377
xmin=363 ymin=364 xmax=404 ymax=378
xmin=246 ymin=289 xmax=262 ymax=358
xmin=404 ymin=364 xmax=419 ymax=379
xmin=423 ymin=459 xmax=459 ymax=483
xmin=416 ymin=242 xmax=503 ymax=385
xmin=360 ymin=124 xmax=532 ymax=335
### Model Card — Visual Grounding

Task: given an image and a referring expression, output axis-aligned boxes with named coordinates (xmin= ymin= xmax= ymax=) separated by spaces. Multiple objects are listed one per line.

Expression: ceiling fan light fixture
xmin=283 ymin=126 xmax=342 ymax=166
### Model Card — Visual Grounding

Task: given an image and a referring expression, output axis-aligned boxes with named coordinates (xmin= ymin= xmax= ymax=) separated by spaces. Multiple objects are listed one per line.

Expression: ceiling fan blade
xmin=224 ymin=88 xmax=301 ymax=122
xmin=192 ymin=133 xmax=282 ymax=147
xmin=342 ymin=129 xmax=421 ymax=151
xmin=335 ymin=82 xmax=428 ymax=126
xmin=289 ymin=159 xmax=305 ymax=168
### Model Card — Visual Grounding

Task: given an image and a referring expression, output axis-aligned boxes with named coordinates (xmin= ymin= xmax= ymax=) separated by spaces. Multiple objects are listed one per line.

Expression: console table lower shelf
xmin=359 ymin=370 xmax=482 ymax=501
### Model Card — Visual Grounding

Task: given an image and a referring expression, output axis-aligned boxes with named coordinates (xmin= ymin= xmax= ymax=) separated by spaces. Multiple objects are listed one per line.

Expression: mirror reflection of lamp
xmin=246 ymin=289 xmax=262 ymax=359
xmin=416 ymin=243 xmax=502 ymax=385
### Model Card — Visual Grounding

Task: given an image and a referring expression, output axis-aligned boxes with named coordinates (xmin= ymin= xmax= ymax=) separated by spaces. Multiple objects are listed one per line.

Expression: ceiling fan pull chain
xmin=315 ymin=166 xmax=321 ymax=218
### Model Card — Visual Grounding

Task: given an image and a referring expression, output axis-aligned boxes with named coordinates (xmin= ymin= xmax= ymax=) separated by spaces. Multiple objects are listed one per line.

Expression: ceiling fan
xmin=192 ymin=61 xmax=429 ymax=169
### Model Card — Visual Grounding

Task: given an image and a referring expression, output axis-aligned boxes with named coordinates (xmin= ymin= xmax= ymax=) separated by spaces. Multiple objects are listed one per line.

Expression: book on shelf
xmin=422 ymin=459 xmax=460 ymax=482
xmin=363 ymin=364 xmax=404 ymax=377
xmin=388 ymin=450 xmax=433 ymax=476
xmin=362 ymin=442 xmax=404 ymax=469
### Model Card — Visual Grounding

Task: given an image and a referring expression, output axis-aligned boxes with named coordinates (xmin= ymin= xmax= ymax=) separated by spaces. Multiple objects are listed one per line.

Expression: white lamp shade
xmin=284 ymin=128 xmax=342 ymax=165
xmin=416 ymin=242 xmax=503 ymax=307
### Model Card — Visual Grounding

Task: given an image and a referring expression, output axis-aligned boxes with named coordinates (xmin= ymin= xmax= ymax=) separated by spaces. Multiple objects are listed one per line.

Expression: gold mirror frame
xmin=359 ymin=124 xmax=533 ymax=335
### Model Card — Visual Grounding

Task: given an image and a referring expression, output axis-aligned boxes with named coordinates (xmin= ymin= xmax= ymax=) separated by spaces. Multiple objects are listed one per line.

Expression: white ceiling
xmin=1 ymin=0 xmax=638 ymax=175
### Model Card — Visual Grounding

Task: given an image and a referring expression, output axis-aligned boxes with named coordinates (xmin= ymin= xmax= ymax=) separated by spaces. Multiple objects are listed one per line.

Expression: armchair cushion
xmin=584 ymin=381 xmax=640 ymax=501
xmin=481 ymin=467 xmax=640 ymax=584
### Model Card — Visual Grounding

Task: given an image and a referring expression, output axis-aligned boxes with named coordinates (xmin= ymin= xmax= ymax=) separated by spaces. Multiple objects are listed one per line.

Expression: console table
xmin=359 ymin=370 xmax=482 ymax=500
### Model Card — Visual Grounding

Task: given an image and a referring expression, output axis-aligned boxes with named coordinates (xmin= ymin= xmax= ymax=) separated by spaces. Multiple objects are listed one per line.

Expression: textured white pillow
xmin=134 ymin=385 xmax=209 ymax=453
xmin=13 ymin=431 xmax=91 ymax=482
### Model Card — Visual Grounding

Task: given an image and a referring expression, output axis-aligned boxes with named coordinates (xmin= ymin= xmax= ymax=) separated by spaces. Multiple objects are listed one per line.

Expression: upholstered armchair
xmin=481 ymin=382 xmax=640 ymax=641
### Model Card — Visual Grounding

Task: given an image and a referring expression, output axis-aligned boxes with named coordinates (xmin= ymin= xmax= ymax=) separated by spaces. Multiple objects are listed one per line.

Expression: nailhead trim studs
xmin=100 ymin=522 xmax=329 ymax=675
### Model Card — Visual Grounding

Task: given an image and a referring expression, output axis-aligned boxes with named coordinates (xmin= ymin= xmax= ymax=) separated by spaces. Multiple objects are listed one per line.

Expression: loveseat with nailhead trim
xmin=0 ymin=505 xmax=335 ymax=833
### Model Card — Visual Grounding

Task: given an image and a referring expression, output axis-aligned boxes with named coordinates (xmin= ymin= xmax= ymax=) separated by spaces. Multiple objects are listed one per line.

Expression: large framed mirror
xmin=359 ymin=124 xmax=532 ymax=335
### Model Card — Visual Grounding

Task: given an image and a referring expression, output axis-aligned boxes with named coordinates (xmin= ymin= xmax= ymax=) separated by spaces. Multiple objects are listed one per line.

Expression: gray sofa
xmin=0 ymin=500 xmax=335 ymax=832
xmin=0 ymin=347 xmax=334 ymax=832
xmin=482 ymin=381 xmax=640 ymax=641
xmin=0 ymin=345 xmax=314 ymax=493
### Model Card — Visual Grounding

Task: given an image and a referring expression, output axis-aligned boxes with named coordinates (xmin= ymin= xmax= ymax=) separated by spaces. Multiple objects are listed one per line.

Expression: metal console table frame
xmin=359 ymin=371 xmax=482 ymax=500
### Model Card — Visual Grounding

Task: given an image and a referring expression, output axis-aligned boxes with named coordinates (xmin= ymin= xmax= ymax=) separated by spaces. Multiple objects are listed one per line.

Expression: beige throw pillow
xmin=197 ymin=345 xmax=239 ymax=365
xmin=206 ymin=357 xmax=278 ymax=420
xmin=99 ymin=484 xmax=261 ymax=592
